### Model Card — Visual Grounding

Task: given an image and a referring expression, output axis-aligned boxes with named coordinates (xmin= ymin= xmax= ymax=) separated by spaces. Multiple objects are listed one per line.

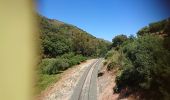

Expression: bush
xmin=115 ymin=35 xmax=170 ymax=99
xmin=36 ymin=74 xmax=61 ymax=94
xmin=112 ymin=34 xmax=128 ymax=47
xmin=61 ymin=53 xmax=87 ymax=66
xmin=60 ymin=52 xmax=75 ymax=59
xmin=39 ymin=53 xmax=87 ymax=75
xmin=105 ymin=50 xmax=115 ymax=59
xmin=106 ymin=50 xmax=124 ymax=70
xmin=40 ymin=58 xmax=70 ymax=74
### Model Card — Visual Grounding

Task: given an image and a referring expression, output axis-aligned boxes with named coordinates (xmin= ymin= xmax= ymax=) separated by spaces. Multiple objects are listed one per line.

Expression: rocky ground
xmin=37 ymin=59 xmax=96 ymax=100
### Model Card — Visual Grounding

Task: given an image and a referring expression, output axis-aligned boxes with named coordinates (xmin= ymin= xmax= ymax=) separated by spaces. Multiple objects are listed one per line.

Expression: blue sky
xmin=37 ymin=0 xmax=170 ymax=41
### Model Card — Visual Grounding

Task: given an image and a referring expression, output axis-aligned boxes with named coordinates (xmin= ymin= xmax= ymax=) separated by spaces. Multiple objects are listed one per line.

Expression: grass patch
xmin=106 ymin=50 xmax=123 ymax=70
xmin=36 ymin=53 xmax=87 ymax=95
xmin=35 ymin=73 xmax=61 ymax=94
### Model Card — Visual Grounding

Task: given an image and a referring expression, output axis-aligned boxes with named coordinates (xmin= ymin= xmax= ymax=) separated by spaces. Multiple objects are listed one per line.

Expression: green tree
xmin=115 ymin=35 xmax=170 ymax=99
xmin=112 ymin=34 xmax=128 ymax=47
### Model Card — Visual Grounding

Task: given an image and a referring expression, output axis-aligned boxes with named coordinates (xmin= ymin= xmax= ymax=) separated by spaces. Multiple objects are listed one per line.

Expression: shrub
xmin=39 ymin=58 xmax=56 ymax=74
xmin=106 ymin=50 xmax=124 ymax=70
xmin=115 ymin=35 xmax=170 ymax=99
xmin=60 ymin=52 xmax=75 ymax=59
xmin=105 ymin=50 xmax=115 ymax=59
xmin=112 ymin=34 xmax=128 ymax=47
xmin=61 ymin=53 xmax=87 ymax=66
xmin=40 ymin=58 xmax=70 ymax=74
xmin=39 ymin=53 xmax=87 ymax=75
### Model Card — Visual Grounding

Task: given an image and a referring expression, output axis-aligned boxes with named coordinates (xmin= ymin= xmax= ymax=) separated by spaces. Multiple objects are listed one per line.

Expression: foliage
xmin=105 ymin=49 xmax=115 ymax=59
xmin=106 ymin=50 xmax=124 ymax=70
xmin=112 ymin=34 xmax=128 ymax=48
xmin=137 ymin=17 xmax=170 ymax=36
xmin=36 ymin=15 xmax=111 ymax=94
xmin=35 ymin=73 xmax=61 ymax=94
xmin=37 ymin=53 xmax=87 ymax=93
xmin=114 ymin=35 xmax=170 ymax=99
xmin=137 ymin=26 xmax=150 ymax=35
xmin=61 ymin=52 xmax=87 ymax=65
xmin=39 ymin=53 xmax=87 ymax=75
xmin=42 ymin=34 xmax=72 ymax=57
xmin=108 ymin=17 xmax=170 ymax=99
xmin=39 ymin=15 xmax=111 ymax=58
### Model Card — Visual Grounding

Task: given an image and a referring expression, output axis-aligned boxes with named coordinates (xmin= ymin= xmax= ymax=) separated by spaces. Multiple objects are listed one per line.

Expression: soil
xmin=97 ymin=62 xmax=136 ymax=100
xmin=97 ymin=63 xmax=120 ymax=100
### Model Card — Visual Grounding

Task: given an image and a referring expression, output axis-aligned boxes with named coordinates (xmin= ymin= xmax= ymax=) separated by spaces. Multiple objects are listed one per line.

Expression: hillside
xmin=36 ymin=15 xmax=111 ymax=94
xmin=137 ymin=17 xmax=170 ymax=50
xmin=39 ymin=15 xmax=111 ymax=58
xmin=137 ymin=17 xmax=170 ymax=37
xmin=104 ymin=17 xmax=170 ymax=100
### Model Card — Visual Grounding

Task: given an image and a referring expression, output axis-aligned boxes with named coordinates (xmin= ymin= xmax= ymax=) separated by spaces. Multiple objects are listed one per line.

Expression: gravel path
xmin=38 ymin=59 xmax=96 ymax=100
xmin=70 ymin=58 xmax=103 ymax=100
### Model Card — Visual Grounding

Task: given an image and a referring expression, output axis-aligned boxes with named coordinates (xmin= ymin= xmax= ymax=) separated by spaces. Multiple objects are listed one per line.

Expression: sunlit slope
xmin=38 ymin=15 xmax=111 ymax=58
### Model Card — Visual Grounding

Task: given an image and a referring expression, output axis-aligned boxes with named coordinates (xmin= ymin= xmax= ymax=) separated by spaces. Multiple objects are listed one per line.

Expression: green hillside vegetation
xmin=39 ymin=15 xmax=110 ymax=58
xmin=137 ymin=17 xmax=170 ymax=51
xmin=137 ymin=17 xmax=170 ymax=37
xmin=36 ymin=15 xmax=111 ymax=93
xmin=105 ymin=18 xmax=170 ymax=99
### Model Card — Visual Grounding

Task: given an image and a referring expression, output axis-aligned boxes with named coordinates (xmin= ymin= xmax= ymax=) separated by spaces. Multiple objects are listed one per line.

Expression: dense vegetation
xmin=36 ymin=15 xmax=111 ymax=93
xmin=105 ymin=18 xmax=170 ymax=99
xmin=39 ymin=15 xmax=110 ymax=58
xmin=39 ymin=53 xmax=86 ymax=75
xmin=137 ymin=17 xmax=170 ymax=37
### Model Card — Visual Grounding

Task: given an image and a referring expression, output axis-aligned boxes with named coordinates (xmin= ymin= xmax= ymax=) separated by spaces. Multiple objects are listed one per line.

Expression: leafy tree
xmin=112 ymin=34 xmax=128 ymax=47
xmin=42 ymin=34 xmax=72 ymax=57
xmin=115 ymin=35 xmax=170 ymax=99
xmin=137 ymin=26 xmax=150 ymax=36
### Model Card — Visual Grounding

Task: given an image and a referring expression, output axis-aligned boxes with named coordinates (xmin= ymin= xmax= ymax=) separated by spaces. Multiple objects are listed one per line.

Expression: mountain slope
xmin=104 ymin=17 xmax=170 ymax=100
xmin=137 ymin=17 xmax=170 ymax=50
xmin=38 ymin=15 xmax=111 ymax=58
xmin=36 ymin=15 xmax=111 ymax=94
xmin=137 ymin=17 xmax=170 ymax=37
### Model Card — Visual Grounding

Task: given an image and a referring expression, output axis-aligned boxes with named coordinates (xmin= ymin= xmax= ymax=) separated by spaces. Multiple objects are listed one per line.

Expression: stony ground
xmin=37 ymin=59 xmax=96 ymax=100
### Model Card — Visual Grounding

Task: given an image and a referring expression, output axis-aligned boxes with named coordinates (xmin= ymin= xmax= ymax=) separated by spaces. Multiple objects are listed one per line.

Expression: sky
xmin=37 ymin=0 xmax=170 ymax=41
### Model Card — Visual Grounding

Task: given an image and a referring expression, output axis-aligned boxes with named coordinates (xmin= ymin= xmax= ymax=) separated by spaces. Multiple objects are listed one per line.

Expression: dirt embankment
xmin=97 ymin=63 xmax=137 ymax=100
xmin=97 ymin=63 xmax=119 ymax=100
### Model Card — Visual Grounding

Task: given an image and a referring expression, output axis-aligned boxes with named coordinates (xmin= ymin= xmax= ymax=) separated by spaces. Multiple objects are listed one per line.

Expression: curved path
xmin=70 ymin=58 xmax=103 ymax=100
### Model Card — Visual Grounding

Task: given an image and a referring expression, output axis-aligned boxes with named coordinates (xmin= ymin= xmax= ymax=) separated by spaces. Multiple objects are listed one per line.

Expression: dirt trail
xmin=70 ymin=59 xmax=102 ymax=100
xmin=37 ymin=59 xmax=96 ymax=100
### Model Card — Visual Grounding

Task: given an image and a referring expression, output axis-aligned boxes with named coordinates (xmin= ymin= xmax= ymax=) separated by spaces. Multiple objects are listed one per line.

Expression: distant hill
xmin=38 ymin=15 xmax=111 ymax=58
xmin=137 ymin=17 xmax=170 ymax=37
xmin=137 ymin=17 xmax=170 ymax=50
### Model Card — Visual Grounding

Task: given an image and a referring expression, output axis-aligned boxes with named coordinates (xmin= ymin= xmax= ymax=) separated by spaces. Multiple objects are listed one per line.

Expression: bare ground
xmin=97 ymin=63 xmax=120 ymax=100
xmin=97 ymin=63 xmax=136 ymax=100
xmin=37 ymin=59 xmax=96 ymax=100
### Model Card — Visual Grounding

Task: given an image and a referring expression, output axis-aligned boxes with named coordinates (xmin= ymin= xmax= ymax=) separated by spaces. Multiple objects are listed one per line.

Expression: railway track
xmin=70 ymin=58 xmax=103 ymax=100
